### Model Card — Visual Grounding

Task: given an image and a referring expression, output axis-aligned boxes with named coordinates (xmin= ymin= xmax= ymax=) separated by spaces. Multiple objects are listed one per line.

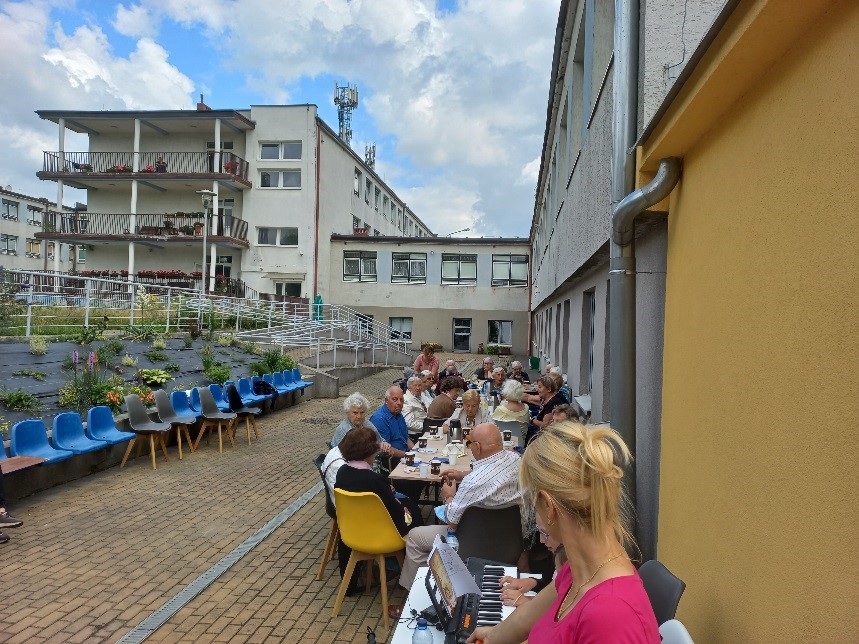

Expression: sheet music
xmin=428 ymin=535 xmax=481 ymax=605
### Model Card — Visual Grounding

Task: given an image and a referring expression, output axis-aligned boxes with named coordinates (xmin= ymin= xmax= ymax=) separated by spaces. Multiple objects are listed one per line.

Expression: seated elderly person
xmin=334 ymin=426 xmax=423 ymax=595
xmin=443 ymin=388 xmax=492 ymax=435
xmin=474 ymin=356 xmax=495 ymax=381
xmin=427 ymin=377 xmax=464 ymax=420
xmin=492 ymin=379 xmax=530 ymax=424
xmin=526 ymin=376 xmax=567 ymax=444
xmin=481 ymin=366 xmax=508 ymax=398
xmin=398 ymin=367 xmax=414 ymax=393
xmin=435 ymin=359 xmax=461 ymax=394
xmin=402 ymin=375 xmax=429 ymax=439
xmin=398 ymin=423 xmax=522 ymax=590
xmin=420 ymin=370 xmax=436 ymax=403
xmin=330 ymin=392 xmax=388 ymax=449
xmin=507 ymin=360 xmax=531 ymax=384
xmin=549 ymin=367 xmax=572 ymax=403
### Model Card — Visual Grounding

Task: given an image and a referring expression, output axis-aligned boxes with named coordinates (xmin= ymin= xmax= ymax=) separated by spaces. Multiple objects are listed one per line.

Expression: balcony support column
xmin=129 ymin=179 xmax=138 ymax=284
xmin=214 ymin=118 xmax=221 ymax=173
xmin=54 ymin=118 xmax=65 ymax=282
xmin=133 ymin=119 xmax=140 ymax=171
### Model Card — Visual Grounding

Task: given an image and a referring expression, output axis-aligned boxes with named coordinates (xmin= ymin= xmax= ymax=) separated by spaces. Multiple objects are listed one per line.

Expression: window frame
xmin=257 ymin=226 xmax=299 ymax=246
xmin=441 ymin=253 xmax=478 ymax=286
xmin=0 ymin=234 xmax=17 ymax=254
xmin=342 ymin=250 xmax=377 ymax=283
xmin=25 ymin=238 xmax=41 ymax=258
xmin=2 ymin=199 xmax=19 ymax=221
xmin=259 ymin=169 xmax=301 ymax=189
xmin=488 ymin=320 xmax=513 ymax=345
xmin=491 ymin=254 xmax=529 ymax=287
xmin=391 ymin=252 xmax=427 ymax=284
xmin=389 ymin=316 xmax=414 ymax=341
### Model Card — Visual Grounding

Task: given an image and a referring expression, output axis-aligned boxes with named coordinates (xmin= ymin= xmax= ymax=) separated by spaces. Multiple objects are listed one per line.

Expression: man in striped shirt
xmin=398 ymin=423 xmax=522 ymax=589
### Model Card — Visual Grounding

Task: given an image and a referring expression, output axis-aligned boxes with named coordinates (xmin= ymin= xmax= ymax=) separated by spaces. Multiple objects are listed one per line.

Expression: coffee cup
xmin=429 ymin=424 xmax=439 ymax=435
xmin=404 ymin=451 xmax=415 ymax=466
xmin=503 ymin=429 xmax=512 ymax=441
xmin=419 ymin=462 xmax=430 ymax=477
xmin=418 ymin=437 xmax=428 ymax=448
xmin=430 ymin=460 xmax=442 ymax=475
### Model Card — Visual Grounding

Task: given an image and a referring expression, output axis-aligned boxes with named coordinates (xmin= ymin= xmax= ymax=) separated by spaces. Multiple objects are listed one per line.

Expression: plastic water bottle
xmin=446 ymin=529 xmax=459 ymax=552
xmin=412 ymin=618 xmax=433 ymax=643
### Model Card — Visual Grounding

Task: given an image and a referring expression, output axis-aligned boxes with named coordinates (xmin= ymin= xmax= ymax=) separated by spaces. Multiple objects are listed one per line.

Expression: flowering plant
xmin=105 ymin=383 xmax=154 ymax=412
xmin=59 ymin=351 xmax=120 ymax=414
xmin=141 ymin=165 xmax=154 ymax=172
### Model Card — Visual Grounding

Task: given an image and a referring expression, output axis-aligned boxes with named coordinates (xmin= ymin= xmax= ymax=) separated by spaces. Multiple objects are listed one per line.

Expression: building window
xmin=260 ymin=141 xmax=302 ymax=160
xmin=373 ymin=229 xmax=380 ymax=236
xmin=382 ymin=195 xmax=389 ymax=218
xmin=374 ymin=187 xmax=381 ymax=211
xmin=365 ymin=178 xmax=371 ymax=204
xmin=391 ymin=252 xmax=427 ymax=284
xmin=441 ymin=254 xmax=477 ymax=285
xmin=352 ymin=216 xmax=361 ymax=230
xmin=27 ymin=205 xmax=43 ymax=226
xmin=25 ymin=239 xmax=41 ymax=258
xmin=2 ymin=200 xmax=19 ymax=221
xmin=274 ymin=282 xmax=302 ymax=297
xmin=259 ymin=170 xmax=301 ymax=188
xmin=76 ymin=246 xmax=87 ymax=264
xmin=390 ymin=317 xmax=413 ymax=341
xmin=397 ymin=208 xmax=403 ymax=230
xmin=257 ymin=227 xmax=299 ymax=246
xmin=343 ymin=251 xmax=377 ymax=282
xmin=354 ymin=168 xmax=362 ymax=196
xmin=47 ymin=242 xmax=55 ymax=261
xmin=488 ymin=320 xmax=513 ymax=345
xmin=491 ymin=254 xmax=528 ymax=287
xmin=390 ymin=202 xmax=396 ymax=223
xmin=0 ymin=234 xmax=17 ymax=255
xmin=215 ymin=255 xmax=232 ymax=278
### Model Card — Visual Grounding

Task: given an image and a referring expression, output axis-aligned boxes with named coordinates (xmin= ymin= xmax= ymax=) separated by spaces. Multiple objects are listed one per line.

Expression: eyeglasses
xmin=536 ymin=526 xmax=551 ymax=540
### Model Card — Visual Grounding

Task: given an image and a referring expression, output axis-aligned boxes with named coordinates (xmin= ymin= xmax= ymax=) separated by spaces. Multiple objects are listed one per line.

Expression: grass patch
xmin=12 ymin=369 xmax=46 ymax=381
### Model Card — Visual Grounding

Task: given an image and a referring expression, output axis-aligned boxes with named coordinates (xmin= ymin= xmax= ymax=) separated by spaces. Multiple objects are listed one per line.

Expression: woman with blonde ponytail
xmin=468 ymin=422 xmax=660 ymax=643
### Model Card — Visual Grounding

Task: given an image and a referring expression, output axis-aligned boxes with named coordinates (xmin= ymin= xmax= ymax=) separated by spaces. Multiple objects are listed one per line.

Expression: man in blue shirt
xmin=370 ymin=386 xmax=413 ymax=458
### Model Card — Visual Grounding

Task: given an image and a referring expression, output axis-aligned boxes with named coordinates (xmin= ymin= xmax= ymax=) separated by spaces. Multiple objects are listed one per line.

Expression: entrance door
xmin=453 ymin=318 xmax=472 ymax=352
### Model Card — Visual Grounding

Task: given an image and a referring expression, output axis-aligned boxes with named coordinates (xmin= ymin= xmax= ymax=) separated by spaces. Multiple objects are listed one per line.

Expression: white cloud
xmin=517 ymin=156 xmax=541 ymax=187
xmin=113 ymin=3 xmax=158 ymax=38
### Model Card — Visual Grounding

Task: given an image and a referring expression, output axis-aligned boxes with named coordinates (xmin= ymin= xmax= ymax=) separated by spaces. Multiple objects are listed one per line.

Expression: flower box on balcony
xmin=353 ymin=227 xmax=370 ymax=236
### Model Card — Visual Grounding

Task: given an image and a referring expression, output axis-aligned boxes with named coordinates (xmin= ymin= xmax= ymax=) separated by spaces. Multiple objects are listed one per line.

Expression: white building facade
xmin=35 ymin=103 xmax=431 ymax=301
xmin=0 ymin=186 xmax=79 ymax=271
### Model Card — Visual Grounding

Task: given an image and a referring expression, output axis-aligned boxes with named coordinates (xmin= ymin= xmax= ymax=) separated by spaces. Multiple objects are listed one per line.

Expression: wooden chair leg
xmin=333 ymin=552 xmax=360 ymax=617
xmin=193 ymin=422 xmax=208 ymax=450
xmin=217 ymin=422 xmax=223 ymax=453
xmin=183 ymin=425 xmax=195 ymax=453
xmin=251 ymin=415 xmax=260 ymax=440
xmin=316 ymin=520 xmax=339 ymax=581
xmin=244 ymin=416 xmax=252 ymax=445
xmin=120 ymin=437 xmax=137 ymax=468
xmin=365 ymin=556 xmax=373 ymax=592
xmin=158 ymin=434 xmax=170 ymax=462
xmin=226 ymin=420 xmax=236 ymax=448
xmin=135 ymin=437 xmax=144 ymax=458
xmin=378 ymin=554 xmax=389 ymax=630
xmin=149 ymin=434 xmax=157 ymax=470
xmin=175 ymin=426 xmax=183 ymax=460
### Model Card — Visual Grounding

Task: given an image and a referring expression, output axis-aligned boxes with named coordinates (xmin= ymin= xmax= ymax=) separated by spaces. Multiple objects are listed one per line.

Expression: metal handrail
xmin=41 ymin=151 xmax=250 ymax=181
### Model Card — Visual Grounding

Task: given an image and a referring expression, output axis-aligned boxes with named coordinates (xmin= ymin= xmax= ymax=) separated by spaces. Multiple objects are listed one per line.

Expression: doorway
xmin=452 ymin=318 xmax=472 ymax=352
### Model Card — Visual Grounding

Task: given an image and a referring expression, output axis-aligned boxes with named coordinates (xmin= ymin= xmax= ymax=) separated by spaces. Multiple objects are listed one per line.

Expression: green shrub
xmin=164 ymin=362 xmax=180 ymax=373
xmin=121 ymin=353 xmax=138 ymax=367
xmin=250 ymin=349 xmax=297 ymax=376
xmin=29 ymin=336 xmax=48 ymax=356
xmin=420 ymin=341 xmax=443 ymax=352
xmin=200 ymin=344 xmax=215 ymax=371
xmin=0 ymin=417 xmax=10 ymax=440
xmin=216 ymin=333 xmax=235 ymax=347
xmin=151 ymin=337 xmax=167 ymax=350
xmin=102 ymin=336 xmax=125 ymax=356
xmin=125 ymin=324 xmax=159 ymax=342
xmin=12 ymin=369 xmax=46 ymax=381
xmin=73 ymin=316 xmax=108 ymax=345
xmin=0 ymin=388 xmax=41 ymax=412
xmin=205 ymin=364 xmax=231 ymax=385
xmin=183 ymin=335 xmax=194 ymax=349
xmin=486 ymin=344 xmax=500 ymax=355
xmin=143 ymin=349 xmax=168 ymax=363
xmin=136 ymin=368 xmax=172 ymax=386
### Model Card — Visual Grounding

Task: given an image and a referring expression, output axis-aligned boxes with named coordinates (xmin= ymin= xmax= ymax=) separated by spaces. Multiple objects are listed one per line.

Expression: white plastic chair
xmin=659 ymin=619 xmax=694 ymax=644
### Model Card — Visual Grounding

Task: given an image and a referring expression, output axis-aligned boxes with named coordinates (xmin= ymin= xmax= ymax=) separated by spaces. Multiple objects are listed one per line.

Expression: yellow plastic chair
xmin=332 ymin=489 xmax=407 ymax=629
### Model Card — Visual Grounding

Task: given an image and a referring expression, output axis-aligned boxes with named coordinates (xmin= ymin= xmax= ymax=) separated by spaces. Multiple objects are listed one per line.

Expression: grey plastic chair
xmin=122 ymin=394 xmax=172 ymax=470
xmin=154 ymin=389 xmax=196 ymax=460
xmin=225 ymin=383 xmax=261 ymax=445
xmin=455 ymin=504 xmax=523 ymax=565
xmin=639 ymin=560 xmax=686 ymax=625
xmin=194 ymin=387 xmax=237 ymax=453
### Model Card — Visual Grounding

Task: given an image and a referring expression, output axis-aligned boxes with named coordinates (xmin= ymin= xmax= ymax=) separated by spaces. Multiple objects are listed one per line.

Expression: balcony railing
xmin=41 ymin=151 xmax=250 ymax=183
xmin=40 ymin=211 xmax=249 ymax=244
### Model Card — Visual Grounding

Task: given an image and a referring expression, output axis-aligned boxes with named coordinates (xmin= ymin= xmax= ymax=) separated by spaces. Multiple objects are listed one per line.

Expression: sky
xmin=0 ymin=0 xmax=559 ymax=238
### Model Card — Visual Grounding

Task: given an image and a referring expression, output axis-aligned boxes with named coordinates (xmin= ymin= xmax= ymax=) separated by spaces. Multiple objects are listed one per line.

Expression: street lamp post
xmin=195 ymin=189 xmax=216 ymax=294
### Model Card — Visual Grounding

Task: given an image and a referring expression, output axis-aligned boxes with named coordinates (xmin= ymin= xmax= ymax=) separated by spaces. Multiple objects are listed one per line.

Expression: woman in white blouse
xmin=443 ymin=388 xmax=491 ymax=434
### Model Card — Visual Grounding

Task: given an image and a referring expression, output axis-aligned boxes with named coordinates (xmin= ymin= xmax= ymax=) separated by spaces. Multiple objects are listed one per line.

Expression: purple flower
xmin=73 ymin=350 xmax=79 ymax=366
xmin=87 ymin=352 xmax=95 ymax=369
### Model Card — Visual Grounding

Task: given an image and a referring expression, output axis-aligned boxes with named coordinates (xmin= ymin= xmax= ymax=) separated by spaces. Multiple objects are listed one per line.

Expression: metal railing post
xmin=316 ymin=338 xmax=321 ymax=370
xmin=354 ymin=344 xmax=359 ymax=367
xmin=236 ymin=300 xmax=241 ymax=332
xmin=165 ymin=288 xmax=172 ymax=333
xmin=25 ymin=286 xmax=33 ymax=337
xmin=129 ymin=283 xmax=136 ymax=326
xmin=84 ymin=279 xmax=91 ymax=327
xmin=385 ymin=344 xmax=389 ymax=367
xmin=333 ymin=339 xmax=337 ymax=368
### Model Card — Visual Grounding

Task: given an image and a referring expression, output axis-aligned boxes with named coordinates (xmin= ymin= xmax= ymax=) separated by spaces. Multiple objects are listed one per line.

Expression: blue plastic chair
xmin=273 ymin=371 xmax=298 ymax=393
xmin=208 ymin=384 xmax=232 ymax=412
xmin=237 ymin=377 xmax=267 ymax=404
xmin=263 ymin=373 xmax=288 ymax=395
xmin=52 ymin=412 xmax=109 ymax=454
xmin=10 ymin=419 xmax=74 ymax=463
xmin=292 ymin=367 xmax=313 ymax=389
xmin=86 ymin=406 xmax=135 ymax=445
xmin=282 ymin=370 xmax=296 ymax=389
xmin=250 ymin=375 xmax=275 ymax=400
xmin=171 ymin=390 xmax=201 ymax=419
xmin=189 ymin=387 xmax=202 ymax=412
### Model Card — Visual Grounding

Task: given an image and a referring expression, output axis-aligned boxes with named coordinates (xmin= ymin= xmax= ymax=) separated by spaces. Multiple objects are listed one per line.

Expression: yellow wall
xmin=657 ymin=1 xmax=858 ymax=641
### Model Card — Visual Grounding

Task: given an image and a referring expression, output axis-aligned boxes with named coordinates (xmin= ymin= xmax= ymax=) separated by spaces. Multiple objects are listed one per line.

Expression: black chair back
xmin=638 ymin=560 xmax=686 ymax=625
xmin=423 ymin=417 xmax=446 ymax=434
xmin=314 ymin=454 xmax=337 ymax=520
xmin=456 ymin=504 xmax=522 ymax=564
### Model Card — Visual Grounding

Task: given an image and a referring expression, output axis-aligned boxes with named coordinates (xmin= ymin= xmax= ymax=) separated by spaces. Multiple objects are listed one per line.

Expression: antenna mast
xmin=333 ymin=82 xmax=359 ymax=146
xmin=364 ymin=144 xmax=376 ymax=170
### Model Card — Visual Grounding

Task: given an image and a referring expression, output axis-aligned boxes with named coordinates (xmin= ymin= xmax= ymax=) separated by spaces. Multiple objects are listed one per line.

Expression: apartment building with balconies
xmin=34 ymin=103 xmax=432 ymax=301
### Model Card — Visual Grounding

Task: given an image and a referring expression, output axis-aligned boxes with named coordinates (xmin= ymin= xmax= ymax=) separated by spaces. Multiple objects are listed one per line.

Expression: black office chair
xmin=314 ymin=453 xmax=340 ymax=581
xmin=638 ymin=560 xmax=686 ymax=625
xmin=422 ymin=417 xmax=446 ymax=436
xmin=455 ymin=504 xmax=523 ymax=565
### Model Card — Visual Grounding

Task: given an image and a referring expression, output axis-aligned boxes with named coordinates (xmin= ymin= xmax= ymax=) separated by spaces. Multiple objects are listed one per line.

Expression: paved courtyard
xmin=0 ymin=354 xmax=500 ymax=643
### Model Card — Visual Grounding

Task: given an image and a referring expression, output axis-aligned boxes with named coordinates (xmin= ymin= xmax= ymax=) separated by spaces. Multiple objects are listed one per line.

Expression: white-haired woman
xmin=330 ymin=392 xmax=389 ymax=451
xmin=492 ymin=379 xmax=530 ymax=424
xmin=507 ymin=360 xmax=531 ymax=384
xmin=443 ymin=388 xmax=491 ymax=434
xmin=420 ymin=370 xmax=436 ymax=404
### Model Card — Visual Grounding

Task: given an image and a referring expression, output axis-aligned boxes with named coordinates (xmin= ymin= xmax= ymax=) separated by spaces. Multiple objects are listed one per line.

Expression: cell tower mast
xmin=365 ymin=144 xmax=376 ymax=170
xmin=334 ymin=82 xmax=359 ymax=146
